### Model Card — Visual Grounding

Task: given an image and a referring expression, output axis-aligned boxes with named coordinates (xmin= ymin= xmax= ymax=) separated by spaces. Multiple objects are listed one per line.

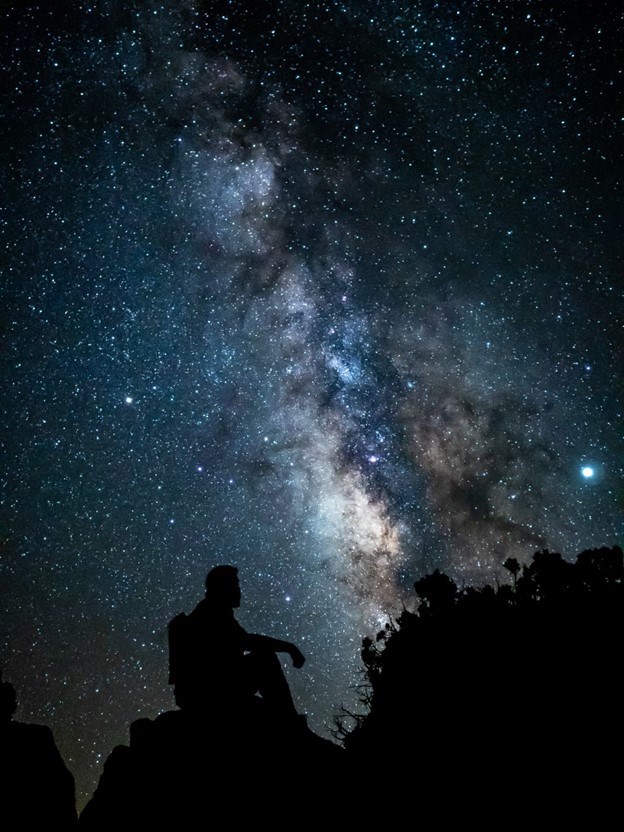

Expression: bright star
xmin=125 ymin=396 xmax=133 ymax=404
xmin=581 ymin=466 xmax=594 ymax=478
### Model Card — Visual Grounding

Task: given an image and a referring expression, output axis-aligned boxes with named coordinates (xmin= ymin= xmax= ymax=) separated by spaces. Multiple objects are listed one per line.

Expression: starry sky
xmin=1 ymin=0 xmax=622 ymax=806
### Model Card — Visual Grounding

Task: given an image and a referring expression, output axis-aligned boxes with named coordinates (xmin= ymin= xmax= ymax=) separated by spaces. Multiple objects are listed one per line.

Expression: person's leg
xmin=244 ymin=650 xmax=298 ymax=718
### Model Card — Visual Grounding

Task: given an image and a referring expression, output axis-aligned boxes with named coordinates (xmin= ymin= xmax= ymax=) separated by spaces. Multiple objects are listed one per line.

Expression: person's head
xmin=205 ymin=565 xmax=241 ymax=608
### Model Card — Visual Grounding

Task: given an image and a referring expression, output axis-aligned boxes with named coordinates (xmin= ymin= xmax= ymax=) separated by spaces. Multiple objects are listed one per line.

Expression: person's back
xmin=172 ymin=597 xmax=248 ymax=709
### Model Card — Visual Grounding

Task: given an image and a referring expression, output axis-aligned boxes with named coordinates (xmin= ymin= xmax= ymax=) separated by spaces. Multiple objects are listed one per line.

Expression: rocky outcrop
xmin=79 ymin=699 xmax=342 ymax=828
xmin=1 ymin=719 xmax=77 ymax=828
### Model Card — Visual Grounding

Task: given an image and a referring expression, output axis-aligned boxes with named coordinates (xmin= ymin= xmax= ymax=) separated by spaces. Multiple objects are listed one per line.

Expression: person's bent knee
xmin=249 ymin=648 xmax=281 ymax=670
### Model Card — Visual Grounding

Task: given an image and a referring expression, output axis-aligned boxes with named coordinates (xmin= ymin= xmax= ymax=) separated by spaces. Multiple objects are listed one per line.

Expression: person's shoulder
xmin=189 ymin=598 xmax=226 ymax=623
xmin=188 ymin=597 xmax=210 ymax=618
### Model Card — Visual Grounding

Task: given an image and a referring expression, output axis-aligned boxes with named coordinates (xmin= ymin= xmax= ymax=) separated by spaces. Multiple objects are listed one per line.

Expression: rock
xmin=1 ymin=719 xmax=77 ymax=828
xmin=79 ymin=698 xmax=342 ymax=828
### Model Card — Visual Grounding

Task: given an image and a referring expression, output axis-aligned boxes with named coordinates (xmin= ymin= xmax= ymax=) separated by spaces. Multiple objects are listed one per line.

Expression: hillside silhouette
xmin=345 ymin=545 xmax=623 ymax=813
xmin=77 ymin=698 xmax=342 ymax=828
xmin=2 ymin=545 xmax=622 ymax=826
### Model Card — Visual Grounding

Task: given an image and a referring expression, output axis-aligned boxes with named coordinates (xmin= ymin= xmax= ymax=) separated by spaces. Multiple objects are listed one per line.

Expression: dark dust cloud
xmin=1 ymin=0 xmax=622 ymax=805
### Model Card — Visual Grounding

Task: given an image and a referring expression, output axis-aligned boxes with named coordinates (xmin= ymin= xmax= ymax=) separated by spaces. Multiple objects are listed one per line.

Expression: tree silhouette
xmin=344 ymin=545 xmax=624 ymax=813
xmin=503 ymin=556 xmax=521 ymax=589
xmin=413 ymin=569 xmax=458 ymax=614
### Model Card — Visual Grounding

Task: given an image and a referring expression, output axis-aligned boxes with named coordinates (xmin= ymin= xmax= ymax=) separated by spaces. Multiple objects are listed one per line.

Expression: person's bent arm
xmin=243 ymin=633 xmax=305 ymax=668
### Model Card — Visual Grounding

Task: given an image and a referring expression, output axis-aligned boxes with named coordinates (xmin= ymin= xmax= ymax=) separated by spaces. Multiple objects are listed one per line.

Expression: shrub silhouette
xmin=345 ymin=546 xmax=623 ymax=810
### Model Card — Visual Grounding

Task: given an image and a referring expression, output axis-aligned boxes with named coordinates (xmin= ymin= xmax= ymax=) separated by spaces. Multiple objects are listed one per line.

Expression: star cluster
xmin=1 ymin=0 xmax=622 ymax=807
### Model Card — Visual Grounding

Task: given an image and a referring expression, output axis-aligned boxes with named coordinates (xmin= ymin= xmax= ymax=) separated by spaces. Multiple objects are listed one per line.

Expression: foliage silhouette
xmin=345 ymin=545 xmax=623 ymax=812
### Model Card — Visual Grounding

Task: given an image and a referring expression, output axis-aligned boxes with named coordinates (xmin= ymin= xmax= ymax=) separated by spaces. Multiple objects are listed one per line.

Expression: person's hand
xmin=289 ymin=645 xmax=305 ymax=668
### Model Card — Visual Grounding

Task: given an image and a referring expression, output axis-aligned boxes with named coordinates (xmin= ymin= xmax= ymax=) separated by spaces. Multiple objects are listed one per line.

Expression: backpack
xmin=167 ymin=612 xmax=190 ymax=687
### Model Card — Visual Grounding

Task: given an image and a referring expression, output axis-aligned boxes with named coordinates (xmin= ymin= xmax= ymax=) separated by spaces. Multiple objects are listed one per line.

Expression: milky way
xmin=1 ymin=0 xmax=622 ymax=805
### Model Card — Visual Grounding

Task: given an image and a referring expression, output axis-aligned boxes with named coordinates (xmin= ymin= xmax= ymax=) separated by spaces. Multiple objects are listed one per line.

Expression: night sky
xmin=1 ymin=0 xmax=622 ymax=806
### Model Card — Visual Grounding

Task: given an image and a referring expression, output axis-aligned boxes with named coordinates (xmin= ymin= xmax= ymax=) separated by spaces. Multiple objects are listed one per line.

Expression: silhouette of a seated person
xmin=169 ymin=565 xmax=305 ymax=721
